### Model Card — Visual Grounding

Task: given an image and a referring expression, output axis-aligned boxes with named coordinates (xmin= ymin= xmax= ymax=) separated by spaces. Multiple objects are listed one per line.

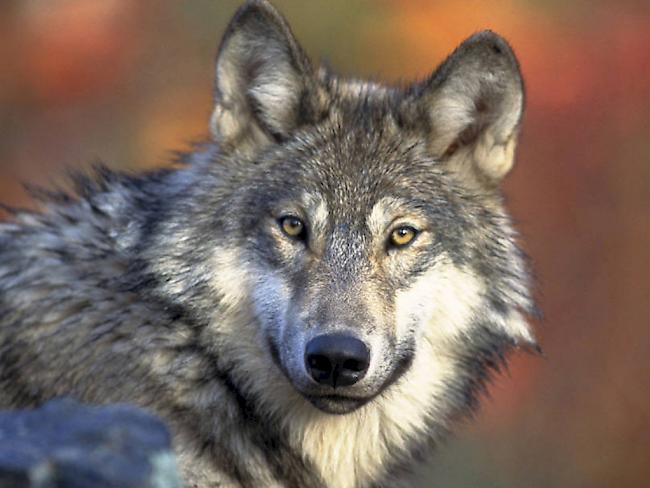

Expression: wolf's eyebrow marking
xmin=367 ymin=197 xmax=407 ymax=235
xmin=301 ymin=192 xmax=329 ymax=236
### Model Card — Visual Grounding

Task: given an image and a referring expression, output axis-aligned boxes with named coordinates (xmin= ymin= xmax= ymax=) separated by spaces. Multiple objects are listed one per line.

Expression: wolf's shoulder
xmin=0 ymin=166 xmax=166 ymax=297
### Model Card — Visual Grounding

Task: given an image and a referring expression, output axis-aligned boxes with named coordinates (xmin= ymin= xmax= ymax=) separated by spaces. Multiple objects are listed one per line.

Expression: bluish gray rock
xmin=0 ymin=398 xmax=181 ymax=488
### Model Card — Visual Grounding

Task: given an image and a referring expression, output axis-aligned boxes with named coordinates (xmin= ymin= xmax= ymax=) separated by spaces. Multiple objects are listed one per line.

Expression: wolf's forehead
xmin=300 ymin=191 xmax=412 ymax=231
xmin=299 ymin=191 xmax=371 ymax=277
xmin=292 ymin=122 xmax=438 ymax=225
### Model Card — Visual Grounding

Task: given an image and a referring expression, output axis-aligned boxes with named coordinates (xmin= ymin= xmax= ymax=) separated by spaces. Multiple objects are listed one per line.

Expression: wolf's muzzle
xmin=305 ymin=334 xmax=370 ymax=388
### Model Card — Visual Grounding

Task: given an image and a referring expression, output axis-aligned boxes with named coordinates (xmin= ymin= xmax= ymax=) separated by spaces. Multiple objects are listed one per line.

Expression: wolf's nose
xmin=305 ymin=334 xmax=370 ymax=388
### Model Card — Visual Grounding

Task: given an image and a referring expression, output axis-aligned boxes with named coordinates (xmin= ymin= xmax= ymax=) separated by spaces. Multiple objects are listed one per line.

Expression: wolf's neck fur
xmin=221 ymin=322 xmax=453 ymax=488
xmin=286 ymin=342 xmax=454 ymax=487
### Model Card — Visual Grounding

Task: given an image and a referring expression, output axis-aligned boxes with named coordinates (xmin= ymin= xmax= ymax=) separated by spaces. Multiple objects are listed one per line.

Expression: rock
xmin=0 ymin=398 xmax=181 ymax=488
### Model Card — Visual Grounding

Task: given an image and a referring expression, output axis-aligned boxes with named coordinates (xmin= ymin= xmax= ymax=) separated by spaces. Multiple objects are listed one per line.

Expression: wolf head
xmin=149 ymin=0 xmax=537 ymax=416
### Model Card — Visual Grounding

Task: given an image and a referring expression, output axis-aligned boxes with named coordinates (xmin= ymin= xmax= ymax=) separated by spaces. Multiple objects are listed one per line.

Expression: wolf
xmin=0 ymin=1 xmax=538 ymax=487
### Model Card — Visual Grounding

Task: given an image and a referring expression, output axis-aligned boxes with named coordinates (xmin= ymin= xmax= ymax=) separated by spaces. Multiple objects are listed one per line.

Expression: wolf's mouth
xmin=305 ymin=394 xmax=371 ymax=414
xmin=304 ymin=348 xmax=415 ymax=415
xmin=267 ymin=335 xmax=416 ymax=414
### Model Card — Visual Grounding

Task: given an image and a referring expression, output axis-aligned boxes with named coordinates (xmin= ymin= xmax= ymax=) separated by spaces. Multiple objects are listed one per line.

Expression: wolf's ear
xmin=210 ymin=0 xmax=327 ymax=154
xmin=412 ymin=31 xmax=524 ymax=186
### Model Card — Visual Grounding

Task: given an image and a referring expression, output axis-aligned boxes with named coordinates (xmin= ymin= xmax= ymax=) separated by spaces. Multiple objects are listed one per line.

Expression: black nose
xmin=305 ymin=334 xmax=370 ymax=388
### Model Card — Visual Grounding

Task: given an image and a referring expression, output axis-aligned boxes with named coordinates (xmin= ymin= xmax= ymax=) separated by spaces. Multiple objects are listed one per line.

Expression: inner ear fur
xmin=412 ymin=31 xmax=525 ymax=186
xmin=210 ymin=0 xmax=327 ymax=154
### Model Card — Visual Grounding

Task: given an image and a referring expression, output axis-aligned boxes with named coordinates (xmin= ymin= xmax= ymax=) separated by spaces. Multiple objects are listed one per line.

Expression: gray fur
xmin=0 ymin=1 xmax=537 ymax=487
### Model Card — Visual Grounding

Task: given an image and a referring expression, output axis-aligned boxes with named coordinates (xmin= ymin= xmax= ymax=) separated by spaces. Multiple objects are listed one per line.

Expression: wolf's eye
xmin=279 ymin=216 xmax=306 ymax=240
xmin=389 ymin=226 xmax=418 ymax=248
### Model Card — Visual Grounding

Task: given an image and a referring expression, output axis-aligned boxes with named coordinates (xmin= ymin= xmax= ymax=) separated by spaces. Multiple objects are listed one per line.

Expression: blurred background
xmin=1 ymin=1 xmax=649 ymax=486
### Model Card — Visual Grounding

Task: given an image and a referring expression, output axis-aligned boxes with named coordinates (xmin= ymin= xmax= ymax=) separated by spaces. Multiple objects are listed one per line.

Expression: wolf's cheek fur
xmin=394 ymin=257 xmax=485 ymax=343
xmin=210 ymin=244 xmax=316 ymax=392
xmin=210 ymin=245 xmax=291 ymax=340
xmin=210 ymin=247 xmax=253 ymax=311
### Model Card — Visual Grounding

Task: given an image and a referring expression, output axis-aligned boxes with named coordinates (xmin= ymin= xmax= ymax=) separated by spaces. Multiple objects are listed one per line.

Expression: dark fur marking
xmin=0 ymin=342 xmax=45 ymax=408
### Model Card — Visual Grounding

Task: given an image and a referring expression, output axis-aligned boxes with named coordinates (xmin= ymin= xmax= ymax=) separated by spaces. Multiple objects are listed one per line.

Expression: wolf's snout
xmin=304 ymin=334 xmax=370 ymax=388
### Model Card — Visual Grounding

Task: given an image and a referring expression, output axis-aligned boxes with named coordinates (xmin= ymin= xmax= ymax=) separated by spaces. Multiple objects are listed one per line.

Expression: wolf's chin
xmin=305 ymin=394 xmax=371 ymax=414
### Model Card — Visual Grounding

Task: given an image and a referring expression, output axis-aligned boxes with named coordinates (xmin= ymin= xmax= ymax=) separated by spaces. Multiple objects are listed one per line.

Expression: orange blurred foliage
xmin=385 ymin=1 xmax=650 ymax=113
xmin=19 ymin=1 xmax=142 ymax=103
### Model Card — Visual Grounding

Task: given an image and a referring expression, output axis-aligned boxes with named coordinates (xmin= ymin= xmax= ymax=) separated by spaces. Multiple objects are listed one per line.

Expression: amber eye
xmin=279 ymin=216 xmax=306 ymax=240
xmin=389 ymin=226 xmax=418 ymax=248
